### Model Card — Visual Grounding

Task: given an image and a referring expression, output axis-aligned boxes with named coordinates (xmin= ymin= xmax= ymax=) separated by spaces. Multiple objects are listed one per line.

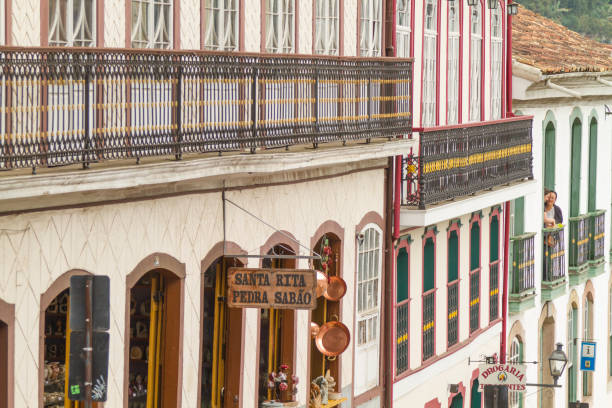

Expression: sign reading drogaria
xmin=478 ymin=364 xmax=527 ymax=391
xmin=227 ymin=268 xmax=317 ymax=309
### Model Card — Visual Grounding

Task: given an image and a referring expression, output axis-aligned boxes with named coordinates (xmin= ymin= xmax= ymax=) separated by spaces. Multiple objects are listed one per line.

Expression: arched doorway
xmin=309 ymin=231 xmax=343 ymax=390
xmin=124 ymin=254 xmax=185 ymax=408
xmin=0 ymin=298 xmax=13 ymax=408
xmin=451 ymin=393 xmax=464 ymax=408
xmin=200 ymin=249 xmax=245 ymax=408
xmin=258 ymin=242 xmax=297 ymax=404
xmin=539 ymin=304 xmax=556 ymax=408
xmin=39 ymin=269 xmax=96 ymax=408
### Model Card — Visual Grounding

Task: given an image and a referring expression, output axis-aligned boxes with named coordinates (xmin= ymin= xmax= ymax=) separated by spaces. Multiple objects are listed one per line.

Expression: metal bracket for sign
xmin=222 ymin=190 xmax=322 ymax=261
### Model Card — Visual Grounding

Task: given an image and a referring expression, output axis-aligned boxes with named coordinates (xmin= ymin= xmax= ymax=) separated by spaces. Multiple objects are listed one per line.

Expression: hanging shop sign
xmin=227 ymin=267 xmax=317 ymax=309
xmin=478 ymin=364 xmax=527 ymax=391
xmin=580 ymin=341 xmax=596 ymax=371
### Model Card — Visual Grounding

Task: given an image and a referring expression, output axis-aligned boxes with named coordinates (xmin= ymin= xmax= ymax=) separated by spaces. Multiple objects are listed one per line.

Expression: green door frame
xmin=588 ymin=116 xmax=598 ymax=212
xmin=570 ymin=117 xmax=582 ymax=218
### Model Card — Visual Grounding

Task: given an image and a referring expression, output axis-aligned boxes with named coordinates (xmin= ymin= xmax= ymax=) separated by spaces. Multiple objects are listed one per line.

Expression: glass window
xmin=360 ymin=0 xmax=382 ymax=56
xmin=469 ymin=1 xmax=482 ymax=122
xmin=264 ymin=0 xmax=295 ymax=53
xmin=203 ymin=0 xmax=239 ymax=51
xmin=447 ymin=230 xmax=459 ymax=347
xmin=49 ymin=0 xmax=95 ymax=47
xmin=509 ymin=337 xmax=523 ymax=408
xmin=396 ymin=0 xmax=411 ymax=57
xmin=490 ymin=5 xmax=503 ymax=120
xmin=422 ymin=0 xmax=438 ymax=127
xmin=355 ymin=226 xmax=382 ymax=394
xmin=131 ymin=0 xmax=172 ymax=49
xmin=314 ymin=0 xmax=339 ymax=55
xmin=447 ymin=0 xmax=460 ymax=124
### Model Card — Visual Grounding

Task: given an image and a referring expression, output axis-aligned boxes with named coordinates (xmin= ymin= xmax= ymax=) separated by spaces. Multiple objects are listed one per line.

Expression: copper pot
xmin=310 ymin=322 xmax=320 ymax=338
xmin=323 ymin=276 xmax=347 ymax=301
xmin=316 ymin=271 xmax=329 ymax=298
xmin=314 ymin=320 xmax=351 ymax=357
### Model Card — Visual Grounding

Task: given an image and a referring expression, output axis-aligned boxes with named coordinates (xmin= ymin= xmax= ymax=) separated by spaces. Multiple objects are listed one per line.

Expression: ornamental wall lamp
xmin=508 ymin=2 xmax=519 ymax=15
xmin=467 ymin=0 xmax=478 ymax=7
xmin=487 ymin=0 xmax=498 ymax=9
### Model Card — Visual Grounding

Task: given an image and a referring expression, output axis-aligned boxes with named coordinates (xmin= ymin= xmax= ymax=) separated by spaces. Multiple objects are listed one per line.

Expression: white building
xmin=510 ymin=5 xmax=612 ymax=408
xmin=390 ymin=1 xmax=536 ymax=408
xmin=0 ymin=1 xmax=415 ymax=408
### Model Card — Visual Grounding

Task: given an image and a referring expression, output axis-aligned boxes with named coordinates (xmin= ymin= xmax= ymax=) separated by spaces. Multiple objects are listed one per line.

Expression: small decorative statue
xmin=309 ymin=383 xmax=322 ymax=408
xmin=268 ymin=364 xmax=299 ymax=402
xmin=312 ymin=376 xmax=328 ymax=405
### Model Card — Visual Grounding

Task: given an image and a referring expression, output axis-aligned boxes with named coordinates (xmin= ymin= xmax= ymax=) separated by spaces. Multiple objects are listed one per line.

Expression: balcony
xmin=587 ymin=210 xmax=606 ymax=277
xmin=401 ymin=117 xmax=533 ymax=210
xmin=568 ymin=215 xmax=589 ymax=285
xmin=508 ymin=232 xmax=536 ymax=314
xmin=542 ymin=225 xmax=566 ymax=301
xmin=0 ymin=48 xmax=412 ymax=171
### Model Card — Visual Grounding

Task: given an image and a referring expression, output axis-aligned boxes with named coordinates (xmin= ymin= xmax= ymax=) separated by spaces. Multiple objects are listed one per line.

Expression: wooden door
xmin=570 ymin=119 xmax=582 ymax=218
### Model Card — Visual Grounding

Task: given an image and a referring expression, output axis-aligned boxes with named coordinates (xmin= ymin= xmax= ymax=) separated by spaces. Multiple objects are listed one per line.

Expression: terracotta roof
xmin=512 ymin=5 xmax=612 ymax=75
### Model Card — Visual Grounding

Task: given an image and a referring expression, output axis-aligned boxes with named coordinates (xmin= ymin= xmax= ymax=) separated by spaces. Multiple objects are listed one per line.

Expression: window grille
xmin=49 ymin=0 xmax=95 ymax=47
xmin=360 ymin=0 xmax=382 ymax=56
xmin=203 ymin=0 xmax=239 ymax=51
xmin=314 ymin=0 xmax=339 ymax=55
xmin=131 ymin=0 xmax=172 ymax=49
xmin=264 ymin=0 xmax=295 ymax=53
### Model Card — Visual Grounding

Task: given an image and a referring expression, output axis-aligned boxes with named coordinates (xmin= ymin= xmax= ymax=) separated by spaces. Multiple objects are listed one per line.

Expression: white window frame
xmin=131 ymin=0 xmax=173 ymax=49
xmin=447 ymin=0 xmax=460 ymax=125
xmin=314 ymin=0 xmax=339 ymax=55
xmin=469 ymin=1 xmax=482 ymax=122
xmin=355 ymin=224 xmax=383 ymax=395
xmin=264 ymin=0 xmax=295 ymax=53
xmin=396 ymin=0 xmax=411 ymax=58
xmin=490 ymin=4 xmax=503 ymax=120
xmin=422 ymin=0 xmax=437 ymax=128
xmin=49 ymin=0 xmax=96 ymax=47
xmin=509 ymin=337 xmax=523 ymax=408
xmin=203 ymin=0 xmax=239 ymax=51
xmin=359 ymin=0 xmax=382 ymax=57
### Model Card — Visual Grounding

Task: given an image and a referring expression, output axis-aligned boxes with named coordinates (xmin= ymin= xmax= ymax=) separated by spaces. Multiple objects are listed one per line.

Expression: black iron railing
xmin=395 ymin=301 xmax=409 ymax=375
xmin=0 ymin=48 xmax=412 ymax=170
xmin=422 ymin=290 xmax=435 ymax=361
xmin=489 ymin=261 xmax=499 ymax=321
xmin=569 ymin=215 xmax=589 ymax=273
xmin=447 ymin=280 xmax=459 ymax=348
xmin=401 ymin=117 xmax=533 ymax=208
xmin=543 ymin=226 xmax=565 ymax=282
xmin=510 ymin=232 xmax=535 ymax=294
xmin=469 ymin=269 xmax=480 ymax=334
xmin=587 ymin=210 xmax=605 ymax=263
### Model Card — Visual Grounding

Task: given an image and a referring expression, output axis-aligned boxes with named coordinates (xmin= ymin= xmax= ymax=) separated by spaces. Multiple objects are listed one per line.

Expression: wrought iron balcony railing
xmin=0 ymin=47 xmax=412 ymax=171
xmin=543 ymin=225 xmax=566 ymax=283
xmin=509 ymin=232 xmax=535 ymax=295
xmin=587 ymin=210 xmax=605 ymax=265
xmin=395 ymin=301 xmax=409 ymax=375
xmin=401 ymin=117 xmax=533 ymax=209
xmin=569 ymin=215 xmax=589 ymax=275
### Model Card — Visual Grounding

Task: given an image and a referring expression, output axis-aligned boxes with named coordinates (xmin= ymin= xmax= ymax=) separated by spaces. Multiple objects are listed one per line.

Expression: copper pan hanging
xmin=310 ymin=322 xmax=320 ymax=338
xmin=314 ymin=319 xmax=350 ymax=357
xmin=323 ymin=276 xmax=347 ymax=301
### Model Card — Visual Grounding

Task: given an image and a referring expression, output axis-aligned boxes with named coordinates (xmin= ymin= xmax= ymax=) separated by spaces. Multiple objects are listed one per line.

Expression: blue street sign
xmin=580 ymin=341 xmax=596 ymax=372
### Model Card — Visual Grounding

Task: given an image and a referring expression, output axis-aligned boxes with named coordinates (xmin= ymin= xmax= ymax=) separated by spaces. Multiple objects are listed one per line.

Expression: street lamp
xmin=488 ymin=0 xmax=498 ymax=9
xmin=549 ymin=343 xmax=568 ymax=385
xmin=467 ymin=0 xmax=478 ymax=7
xmin=507 ymin=2 xmax=519 ymax=15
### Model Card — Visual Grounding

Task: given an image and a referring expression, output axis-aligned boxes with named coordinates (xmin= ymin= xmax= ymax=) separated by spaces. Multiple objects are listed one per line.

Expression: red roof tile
xmin=512 ymin=5 xmax=612 ymax=74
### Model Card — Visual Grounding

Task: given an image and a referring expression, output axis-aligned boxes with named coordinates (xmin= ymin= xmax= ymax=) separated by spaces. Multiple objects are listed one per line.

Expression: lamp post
xmin=508 ymin=1 xmax=518 ymax=15
xmin=525 ymin=343 xmax=568 ymax=388
xmin=467 ymin=0 xmax=478 ymax=6
xmin=549 ymin=343 xmax=568 ymax=386
xmin=488 ymin=0 xmax=498 ymax=9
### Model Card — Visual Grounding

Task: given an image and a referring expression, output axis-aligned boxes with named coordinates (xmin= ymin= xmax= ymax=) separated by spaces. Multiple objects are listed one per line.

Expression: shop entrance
xmin=258 ymin=245 xmax=296 ymax=403
xmin=201 ymin=257 xmax=244 ymax=408
xmin=42 ymin=287 xmax=102 ymax=408
xmin=310 ymin=234 xmax=342 ymax=385
xmin=127 ymin=270 xmax=182 ymax=408
xmin=0 ymin=319 xmax=7 ymax=408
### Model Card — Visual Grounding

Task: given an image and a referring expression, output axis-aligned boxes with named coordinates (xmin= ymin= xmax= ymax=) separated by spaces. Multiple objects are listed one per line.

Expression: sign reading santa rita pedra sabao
xmin=227 ymin=267 xmax=317 ymax=310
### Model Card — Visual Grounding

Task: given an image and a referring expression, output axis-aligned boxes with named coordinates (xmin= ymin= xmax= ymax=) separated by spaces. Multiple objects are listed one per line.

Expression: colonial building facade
xmin=0 ymin=1 xmax=415 ymax=408
xmin=509 ymin=6 xmax=612 ymax=408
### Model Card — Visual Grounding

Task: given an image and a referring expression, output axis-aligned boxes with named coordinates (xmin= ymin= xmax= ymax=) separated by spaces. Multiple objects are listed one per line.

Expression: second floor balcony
xmin=0 ymin=47 xmax=413 ymax=172
xmin=568 ymin=210 xmax=606 ymax=284
xmin=542 ymin=225 xmax=566 ymax=301
xmin=398 ymin=117 xmax=536 ymax=227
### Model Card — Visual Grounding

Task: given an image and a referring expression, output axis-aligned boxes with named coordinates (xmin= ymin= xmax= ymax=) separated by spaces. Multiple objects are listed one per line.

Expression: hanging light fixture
xmin=467 ymin=0 xmax=478 ymax=6
xmin=488 ymin=0 xmax=498 ymax=9
xmin=548 ymin=343 xmax=568 ymax=385
xmin=508 ymin=2 xmax=519 ymax=15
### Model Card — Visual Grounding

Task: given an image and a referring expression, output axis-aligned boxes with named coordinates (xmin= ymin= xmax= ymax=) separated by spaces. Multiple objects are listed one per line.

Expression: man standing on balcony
xmin=544 ymin=189 xmax=563 ymax=228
